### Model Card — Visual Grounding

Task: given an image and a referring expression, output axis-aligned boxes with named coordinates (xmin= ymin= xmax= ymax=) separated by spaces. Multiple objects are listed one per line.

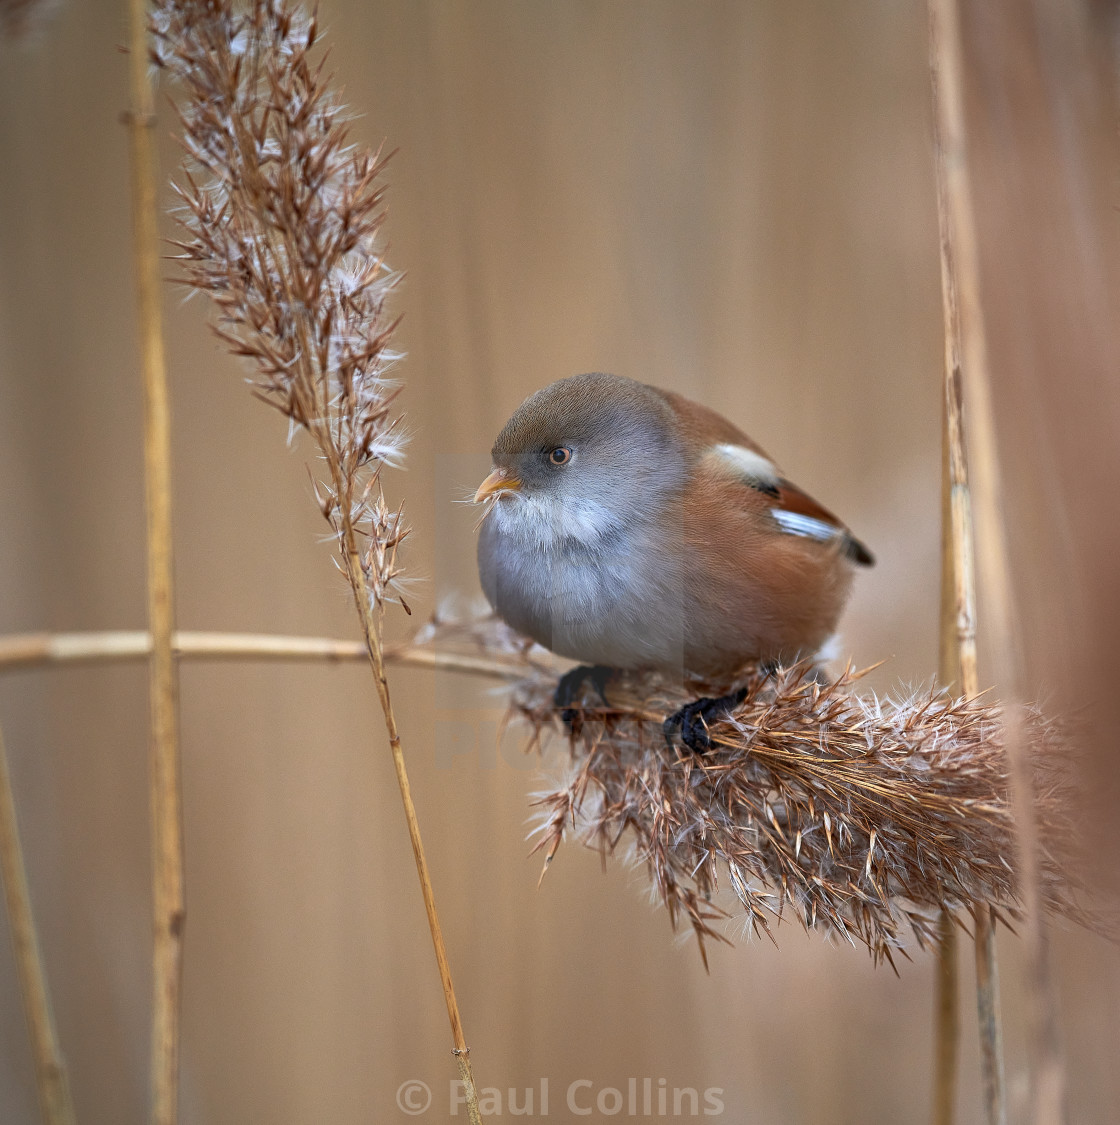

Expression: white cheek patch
xmin=490 ymin=491 xmax=622 ymax=549
xmin=709 ymin=443 xmax=781 ymax=490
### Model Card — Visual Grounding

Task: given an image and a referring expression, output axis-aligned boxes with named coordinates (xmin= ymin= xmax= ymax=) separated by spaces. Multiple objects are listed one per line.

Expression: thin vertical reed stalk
xmin=0 ymin=723 xmax=76 ymax=1125
xmin=932 ymin=906 xmax=959 ymax=1125
xmin=127 ymin=2 xmax=185 ymax=1122
xmin=928 ymin=1 xmax=1006 ymax=1122
xmin=932 ymin=378 xmax=961 ymax=1125
xmin=973 ymin=904 xmax=1005 ymax=1124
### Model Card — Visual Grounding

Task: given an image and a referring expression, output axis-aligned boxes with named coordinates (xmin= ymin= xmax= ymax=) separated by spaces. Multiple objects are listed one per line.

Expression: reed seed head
xmin=505 ymin=654 xmax=1096 ymax=967
xmin=153 ymin=0 xmax=407 ymax=609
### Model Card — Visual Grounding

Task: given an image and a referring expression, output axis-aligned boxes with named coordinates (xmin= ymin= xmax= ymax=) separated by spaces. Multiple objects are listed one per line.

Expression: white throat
xmin=487 ymin=490 xmax=623 ymax=551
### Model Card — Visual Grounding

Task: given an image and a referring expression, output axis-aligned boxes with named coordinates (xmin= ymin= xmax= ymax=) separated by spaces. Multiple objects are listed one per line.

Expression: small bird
xmin=474 ymin=373 xmax=872 ymax=749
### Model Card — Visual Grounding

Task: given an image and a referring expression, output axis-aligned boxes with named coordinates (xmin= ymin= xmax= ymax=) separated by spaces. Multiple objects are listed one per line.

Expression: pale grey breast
xmin=477 ymin=496 xmax=691 ymax=670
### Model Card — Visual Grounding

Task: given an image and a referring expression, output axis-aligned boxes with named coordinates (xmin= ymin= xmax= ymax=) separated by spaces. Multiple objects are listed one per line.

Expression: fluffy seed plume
xmin=505 ymin=657 xmax=1094 ymax=968
xmin=151 ymin=0 xmax=407 ymax=610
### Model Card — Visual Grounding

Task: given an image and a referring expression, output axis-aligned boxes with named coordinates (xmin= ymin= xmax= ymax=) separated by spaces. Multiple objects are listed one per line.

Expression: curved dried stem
xmin=0 ymin=722 xmax=76 ymax=1125
xmin=151 ymin=3 xmax=483 ymax=1117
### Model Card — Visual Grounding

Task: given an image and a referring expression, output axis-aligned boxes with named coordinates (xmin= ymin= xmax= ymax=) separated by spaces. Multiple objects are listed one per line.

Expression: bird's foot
xmin=663 ymin=688 xmax=748 ymax=754
xmin=554 ymin=664 xmax=614 ymax=724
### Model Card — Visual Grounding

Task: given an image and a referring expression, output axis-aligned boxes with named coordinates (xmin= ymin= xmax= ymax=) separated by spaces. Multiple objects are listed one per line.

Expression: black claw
xmin=554 ymin=664 xmax=614 ymax=723
xmin=664 ymin=688 xmax=748 ymax=754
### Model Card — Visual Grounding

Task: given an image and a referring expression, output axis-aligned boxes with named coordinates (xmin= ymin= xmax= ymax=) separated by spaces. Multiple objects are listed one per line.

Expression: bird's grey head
xmin=475 ymin=373 xmax=685 ymax=549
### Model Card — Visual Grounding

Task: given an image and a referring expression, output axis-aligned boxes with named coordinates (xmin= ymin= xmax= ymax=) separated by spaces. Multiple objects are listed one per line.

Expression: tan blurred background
xmin=1 ymin=1 xmax=1118 ymax=1122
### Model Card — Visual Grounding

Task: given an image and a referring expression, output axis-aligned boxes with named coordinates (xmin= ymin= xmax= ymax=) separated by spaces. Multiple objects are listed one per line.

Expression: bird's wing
xmin=767 ymin=477 xmax=874 ymax=566
xmin=698 ymin=440 xmax=874 ymax=567
xmin=659 ymin=388 xmax=874 ymax=566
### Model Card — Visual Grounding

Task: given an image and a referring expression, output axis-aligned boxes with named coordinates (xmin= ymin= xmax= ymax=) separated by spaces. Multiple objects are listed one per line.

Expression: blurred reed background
xmin=0 ymin=1 xmax=1117 ymax=1122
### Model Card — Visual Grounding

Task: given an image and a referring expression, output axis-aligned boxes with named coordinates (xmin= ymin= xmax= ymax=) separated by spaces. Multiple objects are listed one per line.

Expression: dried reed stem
xmin=928 ymin=2 xmax=1006 ymax=1119
xmin=343 ymin=553 xmax=484 ymax=1118
xmin=933 ymin=906 xmax=959 ymax=1125
xmin=0 ymin=723 xmax=76 ymax=1125
xmin=932 ymin=395 xmax=961 ymax=1125
xmin=0 ymin=630 xmax=528 ymax=681
xmin=929 ymin=0 xmax=1066 ymax=1121
xmin=126 ymin=1 xmax=184 ymax=1121
xmin=973 ymin=904 xmax=1005 ymax=1125
xmin=152 ymin=4 xmax=483 ymax=1117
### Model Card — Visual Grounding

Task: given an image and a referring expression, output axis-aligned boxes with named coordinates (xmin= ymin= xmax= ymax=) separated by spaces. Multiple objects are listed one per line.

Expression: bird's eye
xmin=548 ymin=447 xmax=572 ymax=466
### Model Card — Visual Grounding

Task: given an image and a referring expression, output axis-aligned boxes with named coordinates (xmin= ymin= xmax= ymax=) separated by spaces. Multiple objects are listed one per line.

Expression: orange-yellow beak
xmin=473 ymin=468 xmax=522 ymax=503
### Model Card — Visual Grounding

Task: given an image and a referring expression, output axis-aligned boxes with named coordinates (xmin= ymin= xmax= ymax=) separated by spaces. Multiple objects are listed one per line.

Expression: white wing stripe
xmin=771 ymin=509 xmax=840 ymax=542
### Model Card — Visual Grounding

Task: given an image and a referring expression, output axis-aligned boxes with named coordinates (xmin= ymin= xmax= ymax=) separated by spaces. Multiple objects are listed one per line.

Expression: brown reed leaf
xmin=504 ymin=656 xmax=1095 ymax=967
